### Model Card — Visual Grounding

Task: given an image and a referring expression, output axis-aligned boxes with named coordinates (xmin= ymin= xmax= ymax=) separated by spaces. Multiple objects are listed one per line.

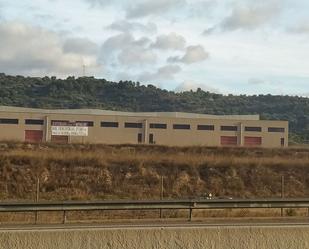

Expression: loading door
xmin=244 ymin=136 xmax=262 ymax=146
xmin=25 ymin=130 xmax=43 ymax=143
xmin=220 ymin=136 xmax=238 ymax=146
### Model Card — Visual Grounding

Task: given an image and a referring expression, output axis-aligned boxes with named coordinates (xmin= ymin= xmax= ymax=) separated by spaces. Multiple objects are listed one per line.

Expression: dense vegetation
xmin=0 ymin=73 xmax=308 ymax=143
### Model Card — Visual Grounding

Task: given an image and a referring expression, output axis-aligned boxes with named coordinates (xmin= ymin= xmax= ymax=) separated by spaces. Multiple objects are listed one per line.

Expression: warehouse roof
xmin=0 ymin=106 xmax=260 ymax=120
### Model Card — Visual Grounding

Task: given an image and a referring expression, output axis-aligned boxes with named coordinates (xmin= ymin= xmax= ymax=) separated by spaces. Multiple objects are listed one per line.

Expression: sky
xmin=0 ymin=0 xmax=308 ymax=96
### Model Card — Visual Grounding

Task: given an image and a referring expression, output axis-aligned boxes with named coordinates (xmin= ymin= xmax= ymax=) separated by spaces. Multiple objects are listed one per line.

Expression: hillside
xmin=0 ymin=73 xmax=308 ymax=143
xmin=0 ymin=143 xmax=309 ymax=201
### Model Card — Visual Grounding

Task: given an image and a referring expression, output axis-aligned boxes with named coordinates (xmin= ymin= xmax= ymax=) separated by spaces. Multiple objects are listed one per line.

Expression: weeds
xmin=0 ymin=142 xmax=308 ymax=202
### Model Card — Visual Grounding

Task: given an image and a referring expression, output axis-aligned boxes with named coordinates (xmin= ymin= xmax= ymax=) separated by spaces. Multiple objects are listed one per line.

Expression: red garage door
xmin=244 ymin=136 xmax=262 ymax=146
xmin=221 ymin=136 xmax=238 ymax=146
xmin=25 ymin=130 xmax=43 ymax=143
xmin=51 ymin=135 xmax=69 ymax=144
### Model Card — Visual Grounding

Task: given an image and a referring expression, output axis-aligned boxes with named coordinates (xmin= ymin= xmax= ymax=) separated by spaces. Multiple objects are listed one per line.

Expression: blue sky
xmin=0 ymin=0 xmax=308 ymax=96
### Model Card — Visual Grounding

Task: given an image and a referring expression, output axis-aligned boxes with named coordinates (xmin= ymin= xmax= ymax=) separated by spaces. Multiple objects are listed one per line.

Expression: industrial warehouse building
xmin=0 ymin=106 xmax=288 ymax=147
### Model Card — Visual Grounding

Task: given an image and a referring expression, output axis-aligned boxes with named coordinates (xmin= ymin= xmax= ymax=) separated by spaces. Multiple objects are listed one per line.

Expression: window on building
xmin=76 ymin=121 xmax=94 ymax=127
xmin=0 ymin=118 xmax=19 ymax=124
xmin=221 ymin=126 xmax=238 ymax=131
xmin=149 ymin=123 xmax=167 ymax=129
xmin=101 ymin=121 xmax=119 ymax=128
xmin=245 ymin=126 xmax=261 ymax=132
xmin=197 ymin=125 xmax=214 ymax=131
xmin=25 ymin=119 xmax=44 ymax=125
xmin=173 ymin=124 xmax=190 ymax=130
xmin=138 ymin=133 xmax=143 ymax=143
xmin=51 ymin=120 xmax=93 ymax=127
xmin=149 ymin=133 xmax=154 ymax=144
xmin=268 ymin=127 xmax=285 ymax=132
xmin=125 ymin=122 xmax=143 ymax=128
xmin=51 ymin=120 xmax=69 ymax=126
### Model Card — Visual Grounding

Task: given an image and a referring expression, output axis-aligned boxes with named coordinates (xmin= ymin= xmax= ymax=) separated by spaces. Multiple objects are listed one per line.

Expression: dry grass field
xmin=0 ymin=142 xmax=309 ymax=223
xmin=0 ymin=142 xmax=308 ymax=202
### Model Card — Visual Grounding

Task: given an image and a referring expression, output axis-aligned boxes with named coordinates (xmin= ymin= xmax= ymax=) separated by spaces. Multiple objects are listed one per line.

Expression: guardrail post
xmin=62 ymin=210 xmax=67 ymax=224
xmin=34 ymin=211 xmax=38 ymax=224
xmin=189 ymin=208 xmax=193 ymax=221
xmin=188 ymin=202 xmax=197 ymax=221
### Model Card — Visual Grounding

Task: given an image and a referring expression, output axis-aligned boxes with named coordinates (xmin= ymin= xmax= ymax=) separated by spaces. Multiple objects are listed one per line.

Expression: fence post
xmin=159 ymin=176 xmax=163 ymax=219
xmin=281 ymin=176 xmax=285 ymax=217
xmin=36 ymin=178 xmax=40 ymax=202
xmin=34 ymin=177 xmax=40 ymax=224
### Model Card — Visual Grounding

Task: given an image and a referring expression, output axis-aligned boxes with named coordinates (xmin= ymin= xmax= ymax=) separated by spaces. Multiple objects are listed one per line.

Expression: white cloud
xmin=84 ymin=0 xmax=113 ymax=7
xmin=102 ymin=33 xmax=151 ymax=53
xmin=133 ymin=37 xmax=152 ymax=47
xmin=220 ymin=0 xmax=282 ymax=31
xmin=101 ymin=32 xmax=134 ymax=52
xmin=126 ymin=0 xmax=186 ymax=18
xmin=187 ymin=0 xmax=218 ymax=17
xmin=2 ymin=0 xmax=309 ymax=95
xmin=247 ymin=78 xmax=281 ymax=86
xmin=0 ymin=22 xmax=100 ymax=76
xmin=288 ymin=23 xmax=309 ymax=34
xmin=168 ymin=45 xmax=209 ymax=64
xmin=248 ymin=78 xmax=266 ymax=85
xmin=175 ymin=80 xmax=220 ymax=93
xmin=203 ymin=27 xmax=216 ymax=35
xmin=107 ymin=20 xmax=157 ymax=33
xmin=0 ymin=5 xmax=3 ymax=20
xmin=63 ymin=37 xmax=99 ymax=55
xmin=101 ymin=32 xmax=155 ymax=66
xmin=138 ymin=64 xmax=181 ymax=82
xmin=118 ymin=48 xmax=157 ymax=65
xmin=151 ymin=32 xmax=186 ymax=50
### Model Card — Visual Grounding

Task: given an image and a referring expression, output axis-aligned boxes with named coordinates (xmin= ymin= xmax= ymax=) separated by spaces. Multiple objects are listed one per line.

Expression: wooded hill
xmin=0 ymin=73 xmax=308 ymax=144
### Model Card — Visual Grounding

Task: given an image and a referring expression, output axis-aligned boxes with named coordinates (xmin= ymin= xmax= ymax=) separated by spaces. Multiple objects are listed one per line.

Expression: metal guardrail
xmin=1 ymin=198 xmax=309 ymax=224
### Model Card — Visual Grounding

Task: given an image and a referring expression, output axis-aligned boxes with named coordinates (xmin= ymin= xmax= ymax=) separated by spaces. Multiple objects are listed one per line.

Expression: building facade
xmin=0 ymin=106 xmax=289 ymax=147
